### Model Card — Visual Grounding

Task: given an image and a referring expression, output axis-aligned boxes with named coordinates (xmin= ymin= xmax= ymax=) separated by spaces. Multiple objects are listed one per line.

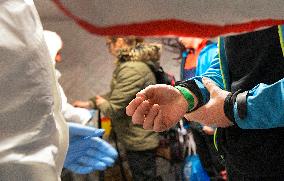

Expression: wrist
xmin=174 ymin=85 xmax=196 ymax=112
xmin=88 ymin=100 xmax=95 ymax=109
xmin=175 ymin=79 xmax=204 ymax=111
xmin=223 ymin=90 xmax=242 ymax=125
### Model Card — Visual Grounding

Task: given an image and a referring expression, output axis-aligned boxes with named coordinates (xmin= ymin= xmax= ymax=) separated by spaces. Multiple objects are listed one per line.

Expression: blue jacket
xmin=181 ymin=25 xmax=284 ymax=178
xmin=181 ymin=42 xmax=218 ymax=131
xmin=181 ymin=42 xmax=217 ymax=80
xmin=179 ymin=25 xmax=284 ymax=178
xmin=188 ymin=25 xmax=284 ymax=129
xmin=196 ymin=43 xmax=218 ymax=77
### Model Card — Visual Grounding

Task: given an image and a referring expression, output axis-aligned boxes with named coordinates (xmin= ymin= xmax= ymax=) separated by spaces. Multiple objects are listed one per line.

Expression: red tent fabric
xmin=52 ymin=0 xmax=284 ymax=37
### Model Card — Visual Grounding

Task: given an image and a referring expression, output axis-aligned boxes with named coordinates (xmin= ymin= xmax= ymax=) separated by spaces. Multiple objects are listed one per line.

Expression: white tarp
xmin=0 ymin=0 xmax=68 ymax=180
xmin=52 ymin=0 xmax=284 ymax=37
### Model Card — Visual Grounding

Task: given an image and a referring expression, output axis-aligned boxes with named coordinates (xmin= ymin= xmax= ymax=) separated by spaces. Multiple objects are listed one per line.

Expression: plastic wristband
xmin=174 ymin=85 xmax=195 ymax=112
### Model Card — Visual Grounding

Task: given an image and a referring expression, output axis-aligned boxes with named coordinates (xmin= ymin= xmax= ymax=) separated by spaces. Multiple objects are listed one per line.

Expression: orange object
xmin=101 ymin=117 xmax=112 ymax=138
xmin=184 ymin=39 xmax=208 ymax=70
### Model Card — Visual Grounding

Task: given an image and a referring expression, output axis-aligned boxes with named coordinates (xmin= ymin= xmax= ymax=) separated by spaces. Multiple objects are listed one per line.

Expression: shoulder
xmin=116 ymin=61 xmax=155 ymax=84
xmin=199 ymin=43 xmax=218 ymax=58
xmin=119 ymin=61 xmax=151 ymax=73
xmin=202 ymin=43 xmax=218 ymax=52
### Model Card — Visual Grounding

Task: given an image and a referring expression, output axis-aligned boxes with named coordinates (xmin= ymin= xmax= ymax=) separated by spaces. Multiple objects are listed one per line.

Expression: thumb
xmin=184 ymin=106 xmax=204 ymax=122
xmin=202 ymin=77 xmax=221 ymax=96
xmin=68 ymin=122 xmax=105 ymax=137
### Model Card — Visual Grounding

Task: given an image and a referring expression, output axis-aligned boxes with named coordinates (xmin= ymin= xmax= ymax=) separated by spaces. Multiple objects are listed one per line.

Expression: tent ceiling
xmin=34 ymin=0 xmax=68 ymax=21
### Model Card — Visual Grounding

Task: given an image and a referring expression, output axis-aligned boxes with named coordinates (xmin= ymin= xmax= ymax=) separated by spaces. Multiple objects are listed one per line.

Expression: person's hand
xmin=184 ymin=77 xmax=232 ymax=127
xmin=72 ymin=100 xmax=93 ymax=109
xmin=202 ymin=126 xmax=215 ymax=135
xmin=126 ymin=84 xmax=188 ymax=132
xmin=64 ymin=123 xmax=118 ymax=174
xmin=95 ymin=96 xmax=107 ymax=106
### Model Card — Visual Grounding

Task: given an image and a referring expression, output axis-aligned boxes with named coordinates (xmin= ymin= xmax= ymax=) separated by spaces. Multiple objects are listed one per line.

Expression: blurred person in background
xmin=43 ymin=30 xmax=118 ymax=176
xmin=73 ymin=37 xmax=161 ymax=180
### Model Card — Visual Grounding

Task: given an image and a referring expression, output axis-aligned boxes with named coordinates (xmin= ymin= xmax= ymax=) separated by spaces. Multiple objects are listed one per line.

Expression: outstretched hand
xmin=64 ymin=123 xmax=118 ymax=174
xmin=184 ymin=77 xmax=232 ymax=127
xmin=95 ymin=95 xmax=106 ymax=106
xmin=126 ymin=84 xmax=188 ymax=132
xmin=72 ymin=100 xmax=93 ymax=109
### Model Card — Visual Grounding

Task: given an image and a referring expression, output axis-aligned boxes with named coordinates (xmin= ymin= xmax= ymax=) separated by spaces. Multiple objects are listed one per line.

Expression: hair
xmin=107 ymin=36 xmax=144 ymax=48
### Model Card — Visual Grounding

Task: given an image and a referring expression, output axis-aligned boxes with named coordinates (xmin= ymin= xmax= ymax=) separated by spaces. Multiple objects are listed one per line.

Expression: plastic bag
xmin=184 ymin=132 xmax=210 ymax=181
xmin=184 ymin=154 xmax=210 ymax=181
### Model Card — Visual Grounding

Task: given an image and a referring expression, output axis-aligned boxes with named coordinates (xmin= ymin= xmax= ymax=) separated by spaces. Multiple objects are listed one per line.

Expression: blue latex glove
xmin=64 ymin=122 xmax=118 ymax=174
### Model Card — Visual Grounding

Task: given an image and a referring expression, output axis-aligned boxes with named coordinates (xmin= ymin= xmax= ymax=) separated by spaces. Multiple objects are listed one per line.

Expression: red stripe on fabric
xmin=52 ymin=0 xmax=284 ymax=37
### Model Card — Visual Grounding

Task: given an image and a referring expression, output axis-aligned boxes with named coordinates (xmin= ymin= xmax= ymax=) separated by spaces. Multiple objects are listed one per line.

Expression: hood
xmin=117 ymin=43 xmax=162 ymax=65
xmin=43 ymin=30 xmax=63 ymax=65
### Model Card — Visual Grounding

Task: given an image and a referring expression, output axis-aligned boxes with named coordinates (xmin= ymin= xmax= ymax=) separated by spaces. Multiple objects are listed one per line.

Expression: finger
xmin=72 ymin=101 xmax=79 ymax=107
xmin=72 ymin=101 xmax=84 ymax=107
xmin=89 ymin=137 xmax=118 ymax=159
xmin=202 ymin=77 xmax=221 ymax=96
xmin=86 ymin=148 xmax=116 ymax=166
xmin=184 ymin=110 xmax=199 ymax=122
xmin=75 ymin=159 xmax=107 ymax=171
xmin=136 ymin=92 xmax=147 ymax=99
xmin=126 ymin=97 xmax=145 ymax=116
xmin=132 ymin=100 xmax=151 ymax=124
xmin=68 ymin=122 xmax=105 ymax=137
xmin=78 ymin=155 xmax=114 ymax=168
xmin=184 ymin=107 xmax=208 ymax=125
xmin=137 ymin=85 xmax=159 ymax=99
xmin=153 ymin=110 xmax=165 ymax=132
xmin=143 ymin=104 xmax=160 ymax=130
xmin=66 ymin=164 xmax=94 ymax=174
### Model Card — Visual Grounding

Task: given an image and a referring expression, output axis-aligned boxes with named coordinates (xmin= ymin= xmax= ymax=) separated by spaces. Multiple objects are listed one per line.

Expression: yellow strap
xmin=218 ymin=37 xmax=227 ymax=90
xmin=213 ymin=128 xmax=218 ymax=151
xmin=213 ymin=128 xmax=224 ymax=159
xmin=278 ymin=25 xmax=284 ymax=57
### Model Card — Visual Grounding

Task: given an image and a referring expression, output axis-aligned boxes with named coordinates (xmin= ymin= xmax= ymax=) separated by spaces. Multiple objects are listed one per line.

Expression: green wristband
xmin=174 ymin=85 xmax=195 ymax=112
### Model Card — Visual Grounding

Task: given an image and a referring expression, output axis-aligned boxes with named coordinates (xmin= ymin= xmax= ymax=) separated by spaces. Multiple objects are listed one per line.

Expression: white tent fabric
xmin=52 ymin=0 xmax=284 ymax=37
